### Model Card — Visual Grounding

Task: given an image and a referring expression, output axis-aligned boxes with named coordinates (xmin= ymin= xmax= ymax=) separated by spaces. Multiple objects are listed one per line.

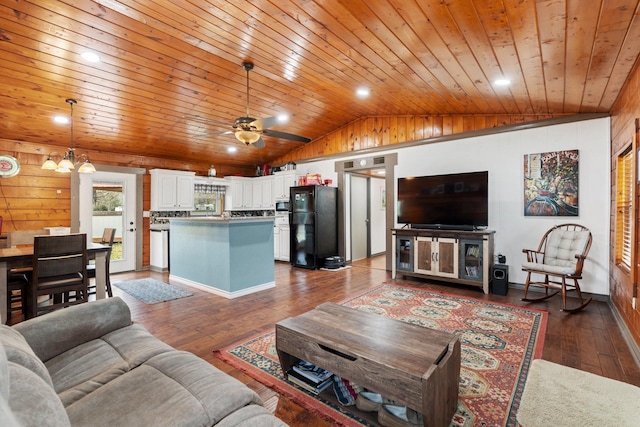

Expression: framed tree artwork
xmin=524 ymin=150 xmax=579 ymax=216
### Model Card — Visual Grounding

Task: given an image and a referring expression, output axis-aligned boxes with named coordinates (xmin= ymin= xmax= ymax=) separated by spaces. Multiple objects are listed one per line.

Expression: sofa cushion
xmin=0 ymin=324 xmax=53 ymax=388
xmin=0 ymin=396 xmax=21 ymax=427
xmin=0 ymin=345 xmax=21 ymax=427
xmin=65 ymin=350 xmax=264 ymax=427
xmin=47 ymin=324 xmax=175 ymax=406
xmin=0 ymin=340 xmax=8 ymax=401
xmin=8 ymin=361 xmax=71 ymax=427
xmin=13 ymin=297 xmax=132 ymax=363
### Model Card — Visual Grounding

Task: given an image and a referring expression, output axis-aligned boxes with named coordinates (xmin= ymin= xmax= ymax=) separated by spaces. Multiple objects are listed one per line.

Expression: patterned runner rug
xmin=113 ymin=278 xmax=192 ymax=304
xmin=213 ymin=283 xmax=547 ymax=427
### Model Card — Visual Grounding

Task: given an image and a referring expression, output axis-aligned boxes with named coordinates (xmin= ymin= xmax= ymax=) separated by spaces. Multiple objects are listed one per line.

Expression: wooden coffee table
xmin=275 ymin=302 xmax=460 ymax=427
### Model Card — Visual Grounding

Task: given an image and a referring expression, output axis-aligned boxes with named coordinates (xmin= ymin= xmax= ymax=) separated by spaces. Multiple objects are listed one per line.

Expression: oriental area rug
xmin=113 ymin=278 xmax=192 ymax=304
xmin=214 ymin=284 xmax=547 ymax=427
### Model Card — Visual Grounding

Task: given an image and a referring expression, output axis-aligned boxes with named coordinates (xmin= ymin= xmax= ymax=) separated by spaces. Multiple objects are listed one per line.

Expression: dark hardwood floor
xmin=17 ymin=256 xmax=640 ymax=425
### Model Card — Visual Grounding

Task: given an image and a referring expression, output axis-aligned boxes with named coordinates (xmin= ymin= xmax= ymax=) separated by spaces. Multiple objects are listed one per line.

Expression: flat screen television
xmin=397 ymin=171 xmax=488 ymax=230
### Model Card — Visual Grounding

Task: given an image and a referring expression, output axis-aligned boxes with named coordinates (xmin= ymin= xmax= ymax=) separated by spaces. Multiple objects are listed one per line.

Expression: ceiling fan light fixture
xmin=235 ymin=129 xmax=261 ymax=144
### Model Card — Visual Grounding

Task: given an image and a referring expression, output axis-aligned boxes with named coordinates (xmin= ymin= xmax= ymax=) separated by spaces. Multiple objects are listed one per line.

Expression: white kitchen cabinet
xmin=150 ymin=229 xmax=169 ymax=272
xmin=273 ymin=224 xmax=280 ymax=259
xmin=279 ymin=225 xmax=290 ymax=262
xmin=224 ymin=177 xmax=252 ymax=210
xmin=254 ymin=176 xmax=273 ymax=208
xmin=274 ymin=217 xmax=290 ymax=262
xmin=226 ymin=176 xmax=274 ymax=210
xmin=272 ymin=171 xmax=299 ymax=200
xmin=150 ymin=169 xmax=195 ymax=211
xmin=241 ymin=180 xmax=253 ymax=208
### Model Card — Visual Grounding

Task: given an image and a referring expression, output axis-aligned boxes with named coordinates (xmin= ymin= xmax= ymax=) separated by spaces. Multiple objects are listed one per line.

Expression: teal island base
xmin=168 ymin=217 xmax=275 ymax=298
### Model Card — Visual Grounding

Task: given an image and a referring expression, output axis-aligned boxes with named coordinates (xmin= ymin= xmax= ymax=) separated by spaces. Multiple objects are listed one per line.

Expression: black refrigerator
xmin=290 ymin=185 xmax=338 ymax=269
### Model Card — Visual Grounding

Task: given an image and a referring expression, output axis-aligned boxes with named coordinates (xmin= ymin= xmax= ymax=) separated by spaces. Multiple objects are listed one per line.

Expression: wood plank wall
xmin=610 ymin=59 xmax=640 ymax=349
xmin=0 ymin=139 xmax=254 ymax=266
xmin=274 ymin=114 xmax=567 ymax=163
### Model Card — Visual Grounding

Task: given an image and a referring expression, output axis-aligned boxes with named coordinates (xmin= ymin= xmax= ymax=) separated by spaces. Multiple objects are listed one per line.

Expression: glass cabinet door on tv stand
xmin=459 ymin=239 xmax=484 ymax=282
xmin=395 ymin=235 xmax=413 ymax=272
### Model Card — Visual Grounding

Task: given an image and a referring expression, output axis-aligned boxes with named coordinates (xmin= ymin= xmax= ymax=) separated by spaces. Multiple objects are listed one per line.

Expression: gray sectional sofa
xmin=0 ymin=297 xmax=288 ymax=427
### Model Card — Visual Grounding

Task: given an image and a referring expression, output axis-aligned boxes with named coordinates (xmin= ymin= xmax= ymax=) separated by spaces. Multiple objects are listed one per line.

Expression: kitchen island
xmin=169 ymin=217 xmax=275 ymax=298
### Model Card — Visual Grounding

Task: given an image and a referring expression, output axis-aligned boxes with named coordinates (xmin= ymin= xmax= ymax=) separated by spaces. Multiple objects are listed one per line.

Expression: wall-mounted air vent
xmin=373 ymin=157 xmax=385 ymax=165
xmin=344 ymin=161 xmax=354 ymax=169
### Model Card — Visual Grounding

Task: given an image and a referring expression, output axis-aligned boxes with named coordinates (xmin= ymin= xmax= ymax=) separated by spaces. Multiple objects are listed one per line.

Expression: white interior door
xmin=79 ymin=171 xmax=136 ymax=273
xmin=350 ymin=175 xmax=369 ymax=261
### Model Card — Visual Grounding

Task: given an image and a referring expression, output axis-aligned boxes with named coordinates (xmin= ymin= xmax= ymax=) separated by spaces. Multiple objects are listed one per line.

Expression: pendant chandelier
xmin=42 ymin=99 xmax=96 ymax=173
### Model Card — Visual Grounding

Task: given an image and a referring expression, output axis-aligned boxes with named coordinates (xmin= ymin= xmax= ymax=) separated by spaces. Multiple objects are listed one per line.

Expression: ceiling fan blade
xmin=262 ymin=129 xmax=311 ymax=143
xmin=254 ymin=137 xmax=265 ymax=148
xmin=251 ymin=116 xmax=279 ymax=130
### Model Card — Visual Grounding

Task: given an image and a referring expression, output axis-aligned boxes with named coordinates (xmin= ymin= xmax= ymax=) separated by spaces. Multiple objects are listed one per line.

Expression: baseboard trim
xmin=507 ymin=282 xmax=609 ymax=302
xmin=608 ymin=301 xmax=640 ymax=369
xmin=509 ymin=282 xmax=640 ymax=367
xmin=169 ymin=275 xmax=276 ymax=299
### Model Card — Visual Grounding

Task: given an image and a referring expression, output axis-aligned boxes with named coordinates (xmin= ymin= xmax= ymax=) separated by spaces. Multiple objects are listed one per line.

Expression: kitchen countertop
xmin=149 ymin=224 xmax=170 ymax=230
xmin=170 ymin=216 xmax=275 ymax=223
xmin=150 ymin=216 xmax=275 ymax=230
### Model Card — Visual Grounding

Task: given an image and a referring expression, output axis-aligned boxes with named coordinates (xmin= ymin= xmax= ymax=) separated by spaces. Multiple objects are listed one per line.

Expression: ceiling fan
xmin=193 ymin=62 xmax=311 ymax=148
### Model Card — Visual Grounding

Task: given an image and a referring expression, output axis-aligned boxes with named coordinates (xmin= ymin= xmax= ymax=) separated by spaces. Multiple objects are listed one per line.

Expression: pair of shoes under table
xmin=355 ymin=391 xmax=423 ymax=427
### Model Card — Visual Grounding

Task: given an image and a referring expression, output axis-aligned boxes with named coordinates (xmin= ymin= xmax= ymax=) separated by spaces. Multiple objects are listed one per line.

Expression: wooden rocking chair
xmin=521 ymin=223 xmax=592 ymax=313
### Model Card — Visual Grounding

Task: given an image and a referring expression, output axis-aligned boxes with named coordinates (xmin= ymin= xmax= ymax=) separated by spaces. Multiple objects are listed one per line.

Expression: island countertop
xmin=170 ymin=216 xmax=275 ymax=223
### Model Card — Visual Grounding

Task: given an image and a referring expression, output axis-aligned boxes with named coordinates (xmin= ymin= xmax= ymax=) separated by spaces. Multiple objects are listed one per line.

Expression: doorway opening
xmin=75 ymin=168 xmax=144 ymax=273
xmin=349 ymin=170 xmax=386 ymax=262
xmin=335 ymin=153 xmax=397 ymax=271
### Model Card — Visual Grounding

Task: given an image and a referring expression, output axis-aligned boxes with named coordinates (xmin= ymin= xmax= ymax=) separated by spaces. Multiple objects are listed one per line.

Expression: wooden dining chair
xmin=26 ymin=233 xmax=88 ymax=319
xmin=87 ymin=228 xmax=116 ymax=298
xmin=6 ymin=229 xmax=50 ymax=322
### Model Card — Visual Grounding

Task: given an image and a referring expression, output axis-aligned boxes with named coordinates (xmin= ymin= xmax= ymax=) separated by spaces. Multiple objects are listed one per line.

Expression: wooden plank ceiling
xmin=1 ymin=0 xmax=639 ymax=169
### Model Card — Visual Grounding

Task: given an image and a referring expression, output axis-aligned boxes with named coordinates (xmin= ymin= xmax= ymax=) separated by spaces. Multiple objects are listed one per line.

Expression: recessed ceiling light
xmin=277 ymin=114 xmax=289 ymax=123
xmin=81 ymin=51 xmax=101 ymax=63
xmin=356 ymin=87 xmax=370 ymax=98
xmin=227 ymin=147 xmax=237 ymax=153
xmin=53 ymin=115 xmax=69 ymax=125
xmin=494 ymin=78 xmax=511 ymax=86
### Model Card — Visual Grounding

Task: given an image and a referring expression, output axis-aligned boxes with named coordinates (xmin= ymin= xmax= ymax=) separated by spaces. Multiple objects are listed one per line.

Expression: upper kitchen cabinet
xmin=273 ymin=171 xmax=299 ymax=200
xmin=225 ymin=176 xmax=274 ymax=210
xmin=254 ymin=176 xmax=273 ymax=209
xmin=150 ymin=169 xmax=196 ymax=211
xmin=225 ymin=177 xmax=253 ymax=210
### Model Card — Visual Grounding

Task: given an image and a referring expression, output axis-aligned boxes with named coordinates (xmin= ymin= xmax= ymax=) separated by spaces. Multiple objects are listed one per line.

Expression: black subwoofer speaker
xmin=491 ymin=264 xmax=509 ymax=296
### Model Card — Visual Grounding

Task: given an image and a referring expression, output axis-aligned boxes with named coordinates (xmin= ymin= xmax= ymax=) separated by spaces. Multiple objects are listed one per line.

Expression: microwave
xmin=275 ymin=199 xmax=290 ymax=212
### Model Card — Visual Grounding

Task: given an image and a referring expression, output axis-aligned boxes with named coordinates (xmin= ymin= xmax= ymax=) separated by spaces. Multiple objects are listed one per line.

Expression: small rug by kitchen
xmin=213 ymin=283 xmax=547 ymax=427
xmin=113 ymin=278 xmax=192 ymax=304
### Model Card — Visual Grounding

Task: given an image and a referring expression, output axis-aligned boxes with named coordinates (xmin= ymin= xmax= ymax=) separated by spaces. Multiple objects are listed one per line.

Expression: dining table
xmin=0 ymin=242 xmax=111 ymax=324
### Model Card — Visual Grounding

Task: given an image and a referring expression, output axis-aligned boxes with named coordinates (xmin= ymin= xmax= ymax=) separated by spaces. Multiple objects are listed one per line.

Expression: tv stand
xmin=392 ymin=228 xmax=495 ymax=293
